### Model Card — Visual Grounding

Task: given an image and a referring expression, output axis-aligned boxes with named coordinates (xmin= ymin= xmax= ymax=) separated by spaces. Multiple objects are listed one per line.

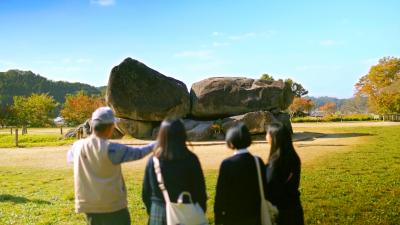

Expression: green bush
xmin=292 ymin=114 xmax=375 ymax=123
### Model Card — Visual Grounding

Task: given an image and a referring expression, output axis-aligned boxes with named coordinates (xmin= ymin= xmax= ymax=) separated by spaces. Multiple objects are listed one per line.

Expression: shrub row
xmin=292 ymin=114 xmax=375 ymax=123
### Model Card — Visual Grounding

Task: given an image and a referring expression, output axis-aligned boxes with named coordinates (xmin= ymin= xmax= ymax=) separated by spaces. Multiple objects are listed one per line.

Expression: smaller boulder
xmin=116 ymin=118 xmax=155 ymax=139
xmin=64 ymin=119 xmax=124 ymax=139
xmin=222 ymin=111 xmax=274 ymax=134
xmin=273 ymin=112 xmax=293 ymax=134
xmin=152 ymin=119 xmax=222 ymax=141
xmin=185 ymin=120 xmax=214 ymax=141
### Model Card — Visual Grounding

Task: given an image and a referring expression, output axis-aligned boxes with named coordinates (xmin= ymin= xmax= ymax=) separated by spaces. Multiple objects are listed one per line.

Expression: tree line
xmin=0 ymin=70 xmax=101 ymax=107
xmin=264 ymin=56 xmax=400 ymax=117
xmin=0 ymin=91 xmax=105 ymax=128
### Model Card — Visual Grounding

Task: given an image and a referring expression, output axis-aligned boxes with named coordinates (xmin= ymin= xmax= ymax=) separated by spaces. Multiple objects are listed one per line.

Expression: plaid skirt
xmin=148 ymin=201 xmax=167 ymax=225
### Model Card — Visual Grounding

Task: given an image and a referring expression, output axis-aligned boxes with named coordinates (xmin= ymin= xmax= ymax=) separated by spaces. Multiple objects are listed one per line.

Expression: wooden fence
xmin=383 ymin=114 xmax=400 ymax=122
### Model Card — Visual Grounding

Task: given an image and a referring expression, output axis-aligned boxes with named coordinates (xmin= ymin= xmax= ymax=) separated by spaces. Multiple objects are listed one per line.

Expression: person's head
xmin=266 ymin=122 xmax=297 ymax=165
xmin=225 ymin=123 xmax=252 ymax=150
xmin=155 ymin=118 xmax=189 ymax=160
xmin=91 ymin=107 xmax=116 ymax=139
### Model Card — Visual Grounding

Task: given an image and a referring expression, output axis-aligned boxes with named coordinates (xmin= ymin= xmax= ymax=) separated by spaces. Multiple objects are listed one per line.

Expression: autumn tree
xmin=12 ymin=93 xmax=58 ymax=127
xmin=356 ymin=57 xmax=400 ymax=113
xmin=319 ymin=102 xmax=337 ymax=114
xmin=288 ymin=97 xmax=314 ymax=117
xmin=61 ymin=91 xmax=105 ymax=126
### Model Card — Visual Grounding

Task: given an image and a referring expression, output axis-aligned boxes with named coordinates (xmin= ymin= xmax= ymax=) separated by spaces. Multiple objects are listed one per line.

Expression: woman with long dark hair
xmin=265 ymin=123 xmax=304 ymax=225
xmin=142 ymin=118 xmax=207 ymax=225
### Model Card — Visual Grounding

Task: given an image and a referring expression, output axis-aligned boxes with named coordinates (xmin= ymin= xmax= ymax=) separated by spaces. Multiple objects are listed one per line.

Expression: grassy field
xmin=0 ymin=134 xmax=75 ymax=148
xmin=0 ymin=125 xmax=399 ymax=224
xmin=0 ymin=128 xmax=75 ymax=148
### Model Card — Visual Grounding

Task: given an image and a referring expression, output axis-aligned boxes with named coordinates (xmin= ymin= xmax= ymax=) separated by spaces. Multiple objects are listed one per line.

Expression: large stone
xmin=106 ymin=58 xmax=190 ymax=121
xmin=190 ymin=77 xmax=294 ymax=119
xmin=116 ymin=118 xmax=155 ymax=139
xmin=222 ymin=111 xmax=274 ymax=134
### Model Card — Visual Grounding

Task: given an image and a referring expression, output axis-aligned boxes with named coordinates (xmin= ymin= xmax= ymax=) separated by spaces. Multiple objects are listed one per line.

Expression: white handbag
xmin=254 ymin=156 xmax=279 ymax=225
xmin=153 ymin=157 xmax=208 ymax=225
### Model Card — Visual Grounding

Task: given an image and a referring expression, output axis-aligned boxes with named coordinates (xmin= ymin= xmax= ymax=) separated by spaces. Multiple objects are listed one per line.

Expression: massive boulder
xmin=190 ymin=77 xmax=294 ymax=119
xmin=106 ymin=58 xmax=190 ymax=121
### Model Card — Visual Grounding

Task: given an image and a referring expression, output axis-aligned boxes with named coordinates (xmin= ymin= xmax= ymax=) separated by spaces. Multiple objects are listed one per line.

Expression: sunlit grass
xmin=0 ymin=126 xmax=399 ymax=224
xmin=0 ymin=134 xmax=75 ymax=148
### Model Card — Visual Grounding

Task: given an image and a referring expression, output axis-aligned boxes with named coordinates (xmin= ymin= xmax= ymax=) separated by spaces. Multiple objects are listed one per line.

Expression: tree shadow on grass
xmin=0 ymin=194 xmax=51 ymax=205
xmin=322 ymin=133 xmax=374 ymax=138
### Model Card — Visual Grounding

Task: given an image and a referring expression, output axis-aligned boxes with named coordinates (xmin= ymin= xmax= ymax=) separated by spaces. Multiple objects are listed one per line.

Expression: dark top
xmin=265 ymin=155 xmax=301 ymax=209
xmin=214 ymin=152 xmax=267 ymax=225
xmin=142 ymin=152 xmax=207 ymax=214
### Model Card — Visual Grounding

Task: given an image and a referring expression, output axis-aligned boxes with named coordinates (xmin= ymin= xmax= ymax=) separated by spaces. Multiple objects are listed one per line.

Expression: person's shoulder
xmin=72 ymin=139 xmax=85 ymax=148
xmin=220 ymin=155 xmax=238 ymax=168
xmin=186 ymin=150 xmax=200 ymax=161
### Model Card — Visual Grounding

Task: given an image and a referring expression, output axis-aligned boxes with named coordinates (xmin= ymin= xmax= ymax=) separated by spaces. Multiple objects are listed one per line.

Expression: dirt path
xmin=0 ymin=129 xmax=370 ymax=171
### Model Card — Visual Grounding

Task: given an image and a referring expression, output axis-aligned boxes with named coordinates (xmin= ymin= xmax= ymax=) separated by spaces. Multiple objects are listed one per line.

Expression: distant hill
xmin=0 ymin=70 xmax=102 ymax=106
xmin=306 ymin=96 xmax=347 ymax=109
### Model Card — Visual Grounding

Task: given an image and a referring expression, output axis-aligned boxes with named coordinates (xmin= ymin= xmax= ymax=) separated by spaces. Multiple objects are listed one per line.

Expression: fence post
xmin=60 ymin=127 xmax=63 ymax=135
xmin=10 ymin=127 xmax=13 ymax=135
xmin=15 ymin=128 xmax=19 ymax=147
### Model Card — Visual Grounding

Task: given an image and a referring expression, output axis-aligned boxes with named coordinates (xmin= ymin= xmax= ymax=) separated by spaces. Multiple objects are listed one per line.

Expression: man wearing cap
xmin=67 ymin=107 xmax=155 ymax=225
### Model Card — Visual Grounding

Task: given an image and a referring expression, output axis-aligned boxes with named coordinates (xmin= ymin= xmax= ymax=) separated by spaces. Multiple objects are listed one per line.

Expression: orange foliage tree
xmin=61 ymin=91 xmax=105 ymax=126
xmin=319 ymin=102 xmax=337 ymax=115
xmin=288 ymin=97 xmax=314 ymax=117
xmin=355 ymin=57 xmax=400 ymax=113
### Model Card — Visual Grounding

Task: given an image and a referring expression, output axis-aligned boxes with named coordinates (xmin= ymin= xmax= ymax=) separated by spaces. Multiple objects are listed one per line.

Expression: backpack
xmin=153 ymin=157 xmax=208 ymax=225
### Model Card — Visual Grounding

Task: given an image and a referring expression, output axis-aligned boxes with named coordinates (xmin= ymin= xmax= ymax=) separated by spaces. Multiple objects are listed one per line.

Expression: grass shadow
xmin=0 ymin=194 xmax=51 ymax=205
xmin=322 ymin=133 xmax=374 ymax=138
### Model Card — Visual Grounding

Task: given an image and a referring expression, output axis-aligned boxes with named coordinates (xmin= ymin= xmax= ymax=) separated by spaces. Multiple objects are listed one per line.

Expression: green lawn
xmin=0 ymin=126 xmax=399 ymax=224
xmin=0 ymin=134 xmax=74 ymax=148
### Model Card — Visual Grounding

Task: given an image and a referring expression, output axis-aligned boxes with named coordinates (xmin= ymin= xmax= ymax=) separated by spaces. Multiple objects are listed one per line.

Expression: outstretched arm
xmin=108 ymin=142 xmax=156 ymax=164
xmin=67 ymin=141 xmax=79 ymax=164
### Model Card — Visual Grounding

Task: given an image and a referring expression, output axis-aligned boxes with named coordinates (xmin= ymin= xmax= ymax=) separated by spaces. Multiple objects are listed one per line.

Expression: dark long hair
xmin=266 ymin=123 xmax=300 ymax=180
xmin=155 ymin=118 xmax=190 ymax=160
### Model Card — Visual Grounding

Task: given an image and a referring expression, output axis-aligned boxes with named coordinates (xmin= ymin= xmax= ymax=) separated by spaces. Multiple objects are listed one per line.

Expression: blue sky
xmin=0 ymin=0 xmax=399 ymax=98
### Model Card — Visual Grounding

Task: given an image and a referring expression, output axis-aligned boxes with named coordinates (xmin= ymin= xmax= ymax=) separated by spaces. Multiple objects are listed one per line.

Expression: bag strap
xmin=253 ymin=156 xmax=265 ymax=200
xmin=152 ymin=156 xmax=171 ymax=203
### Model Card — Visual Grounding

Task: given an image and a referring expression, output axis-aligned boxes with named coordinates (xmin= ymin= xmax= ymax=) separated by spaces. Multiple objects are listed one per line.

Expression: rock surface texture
xmin=190 ymin=77 xmax=294 ymax=119
xmin=105 ymin=58 xmax=294 ymax=140
xmin=106 ymin=58 xmax=190 ymax=122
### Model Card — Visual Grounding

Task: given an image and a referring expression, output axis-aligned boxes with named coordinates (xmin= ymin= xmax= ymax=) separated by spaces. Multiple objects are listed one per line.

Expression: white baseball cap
xmin=91 ymin=107 xmax=117 ymax=126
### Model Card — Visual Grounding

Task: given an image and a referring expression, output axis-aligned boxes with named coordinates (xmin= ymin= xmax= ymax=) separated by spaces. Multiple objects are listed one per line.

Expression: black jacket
xmin=266 ymin=154 xmax=304 ymax=225
xmin=142 ymin=152 xmax=207 ymax=214
xmin=214 ymin=152 xmax=267 ymax=225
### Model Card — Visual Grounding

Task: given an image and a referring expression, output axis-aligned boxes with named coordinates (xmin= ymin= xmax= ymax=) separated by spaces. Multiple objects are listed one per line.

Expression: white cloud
xmin=0 ymin=59 xmax=17 ymax=67
xmin=295 ymin=65 xmax=342 ymax=71
xmin=319 ymin=39 xmax=337 ymax=46
xmin=76 ymin=58 xmax=93 ymax=64
xmin=228 ymin=32 xmax=256 ymax=40
xmin=174 ymin=50 xmax=213 ymax=59
xmin=212 ymin=42 xmax=229 ymax=47
xmin=212 ymin=32 xmax=223 ymax=36
xmin=90 ymin=0 xmax=115 ymax=6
